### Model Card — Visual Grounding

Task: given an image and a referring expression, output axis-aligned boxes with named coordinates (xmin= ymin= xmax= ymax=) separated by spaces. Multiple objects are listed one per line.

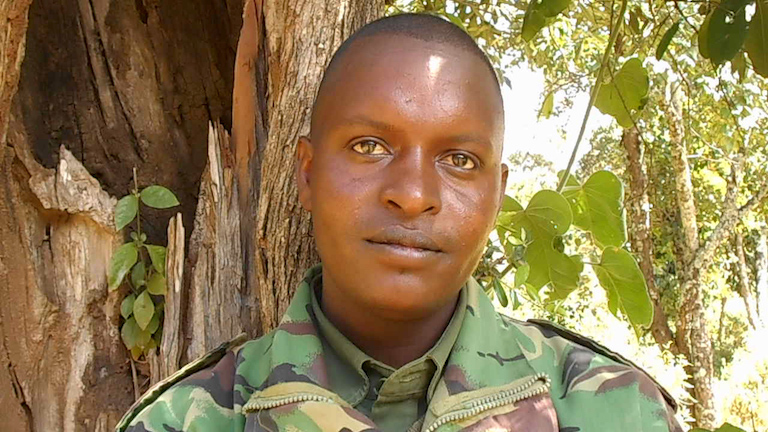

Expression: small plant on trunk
xmin=108 ymin=168 xmax=179 ymax=360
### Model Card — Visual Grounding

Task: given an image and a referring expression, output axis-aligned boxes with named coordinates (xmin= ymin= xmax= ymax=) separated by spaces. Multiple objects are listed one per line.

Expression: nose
xmin=379 ymin=148 xmax=441 ymax=218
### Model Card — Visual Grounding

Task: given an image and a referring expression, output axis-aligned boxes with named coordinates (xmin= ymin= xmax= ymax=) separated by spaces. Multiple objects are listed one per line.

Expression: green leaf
xmin=130 ymin=261 xmax=146 ymax=288
xmin=538 ymin=92 xmax=555 ymax=119
xmin=562 ymin=171 xmax=627 ymax=247
xmin=514 ymin=263 xmax=531 ymax=287
xmin=525 ymin=283 xmax=541 ymax=302
xmin=145 ymin=245 xmax=167 ymax=275
xmin=655 ymin=21 xmax=680 ymax=60
xmin=146 ymin=272 xmax=167 ymax=295
xmin=525 ymin=239 xmax=581 ymax=299
xmin=115 ymin=194 xmax=138 ymax=231
xmin=707 ymin=0 xmax=751 ymax=65
xmin=593 ymin=247 xmax=653 ymax=329
xmin=133 ymin=291 xmax=155 ymax=331
xmin=595 ymin=58 xmax=649 ymax=128
xmin=714 ymin=423 xmax=748 ymax=432
xmin=108 ymin=243 xmax=138 ymax=291
xmin=493 ymin=278 xmax=509 ymax=307
xmin=121 ymin=317 xmax=151 ymax=350
xmin=513 ymin=190 xmax=579 ymax=298
xmin=140 ymin=185 xmax=180 ymax=209
xmin=699 ymin=11 xmax=713 ymax=59
xmin=522 ymin=0 xmax=571 ymax=41
xmin=628 ymin=10 xmax=641 ymax=35
xmin=441 ymin=12 xmax=468 ymax=33
xmin=147 ymin=310 xmax=161 ymax=334
xmin=731 ymin=51 xmax=748 ymax=81
xmin=502 ymin=195 xmax=524 ymax=212
xmin=746 ymin=0 xmax=768 ymax=77
xmin=120 ymin=294 xmax=136 ymax=319
xmin=518 ymin=190 xmax=573 ymax=237
xmin=130 ymin=346 xmax=143 ymax=360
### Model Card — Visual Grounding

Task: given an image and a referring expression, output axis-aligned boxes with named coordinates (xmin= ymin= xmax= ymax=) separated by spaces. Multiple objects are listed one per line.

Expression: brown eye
xmin=442 ymin=153 xmax=476 ymax=170
xmin=352 ymin=140 xmax=387 ymax=155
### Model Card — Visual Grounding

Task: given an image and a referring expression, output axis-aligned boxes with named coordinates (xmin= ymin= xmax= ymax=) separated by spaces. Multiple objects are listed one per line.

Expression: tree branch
xmin=692 ymin=181 xmax=768 ymax=271
xmin=556 ymin=0 xmax=628 ymax=192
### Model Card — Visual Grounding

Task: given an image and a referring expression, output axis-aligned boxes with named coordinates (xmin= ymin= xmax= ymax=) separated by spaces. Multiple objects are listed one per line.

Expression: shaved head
xmin=312 ymin=13 xmax=503 ymax=137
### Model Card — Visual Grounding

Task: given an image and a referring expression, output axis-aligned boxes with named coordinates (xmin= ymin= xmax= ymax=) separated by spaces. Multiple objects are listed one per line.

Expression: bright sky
xmin=501 ymin=64 xmax=613 ymax=173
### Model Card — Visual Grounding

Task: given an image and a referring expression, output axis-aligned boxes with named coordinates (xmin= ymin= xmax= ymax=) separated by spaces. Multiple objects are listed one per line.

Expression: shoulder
xmin=504 ymin=316 xmax=678 ymax=413
xmin=115 ymin=333 xmax=250 ymax=432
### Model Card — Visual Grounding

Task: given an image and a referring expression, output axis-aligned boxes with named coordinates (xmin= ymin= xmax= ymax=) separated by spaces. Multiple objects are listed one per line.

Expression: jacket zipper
xmin=423 ymin=373 xmax=551 ymax=432
xmin=243 ymin=393 xmax=337 ymax=412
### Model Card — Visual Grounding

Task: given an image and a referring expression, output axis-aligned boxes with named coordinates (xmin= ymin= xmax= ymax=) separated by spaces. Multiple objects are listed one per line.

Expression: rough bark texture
xmin=1 ymin=1 xmax=386 ymax=429
xmin=0 ymin=0 xmax=32 ymax=143
xmin=734 ymin=231 xmax=759 ymax=329
xmin=148 ymin=213 xmax=185 ymax=385
xmin=184 ymin=123 xmax=245 ymax=362
xmin=663 ymin=80 xmax=716 ymax=429
xmin=755 ymin=225 xmax=768 ymax=326
xmin=15 ymin=0 xmax=245 ymax=242
xmin=622 ymin=127 xmax=677 ymax=353
xmin=0 ymin=141 xmax=131 ymax=431
xmin=253 ymin=0 xmax=384 ymax=331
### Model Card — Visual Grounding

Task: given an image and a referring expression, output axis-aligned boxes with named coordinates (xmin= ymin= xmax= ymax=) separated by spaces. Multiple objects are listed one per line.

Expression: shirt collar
xmin=308 ymin=267 xmax=467 ymax=404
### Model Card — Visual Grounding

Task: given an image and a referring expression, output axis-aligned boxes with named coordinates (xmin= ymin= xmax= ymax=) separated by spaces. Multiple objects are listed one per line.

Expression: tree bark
xmin=756 ymin=225 xmax=768 ymax=326
xmin=663 ymin=80 xmax=716 ymax=429
xmin=250 ymin=0 xmax=384 ymax=331
xmin=622 ymin=127 xmax=678 ymax=353
xmin=734 ymin=231 xmax=759 ymax=329
xmin=0 ymin=0 xmax=384 ymax=430
xmin=0 ymin=141 xmax=131 ymax=431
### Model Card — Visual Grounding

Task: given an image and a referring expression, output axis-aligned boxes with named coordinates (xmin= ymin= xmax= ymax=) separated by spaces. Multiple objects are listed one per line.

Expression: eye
xmin=351 ymin=139 xmax=388 ymax=155
xmin=441 ymin=153 xmax=477 ymax=170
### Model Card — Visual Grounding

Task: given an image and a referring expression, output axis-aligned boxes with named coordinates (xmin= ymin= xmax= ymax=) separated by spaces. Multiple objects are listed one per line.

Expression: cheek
xmin=443 ymin=178 xmax=500 ymax=247
xmin=310 ymin=157 xmax=372 ymax=232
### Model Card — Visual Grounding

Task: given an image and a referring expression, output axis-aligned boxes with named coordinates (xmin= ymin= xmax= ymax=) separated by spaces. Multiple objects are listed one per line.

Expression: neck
xmin=320 ymin=278 xmax=458 ymax=369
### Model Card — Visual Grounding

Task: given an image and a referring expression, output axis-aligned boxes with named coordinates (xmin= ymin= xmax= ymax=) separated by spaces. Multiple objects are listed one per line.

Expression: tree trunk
xmin=251 ymin=0 xmax=383 ymax=331
xmin=663 ymin=80 xmax=717 ymax=429
xmin=734 ymin=231 xmax=759 ymax=329
xmin=622 ymin=127 xmax=677 ymax=353
xmin=756 ymin=225 xmax=768 ymax=326
xmin=0 ymin=0 xmax=383 ymax=430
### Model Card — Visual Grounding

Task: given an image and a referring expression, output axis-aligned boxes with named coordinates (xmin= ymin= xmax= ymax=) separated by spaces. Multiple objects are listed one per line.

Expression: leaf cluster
xmin=478 ymin=171 xmax=653 ymax=333
xmin=109 ymin=179 xmax=179 ymax=360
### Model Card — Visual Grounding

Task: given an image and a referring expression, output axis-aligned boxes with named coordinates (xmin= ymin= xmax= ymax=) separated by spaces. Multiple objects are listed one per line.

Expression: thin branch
xmin=692 ymin=181 xmax=768 ymax=271
xmin=556 ymin=0 xmax=629 ymax=192
xmin=129 ymin=357 xmax=140 ymax=401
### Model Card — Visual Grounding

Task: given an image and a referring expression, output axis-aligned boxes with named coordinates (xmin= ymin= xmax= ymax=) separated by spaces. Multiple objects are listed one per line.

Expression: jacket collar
xmin=260 ymin=266 xmax=538 ymax=411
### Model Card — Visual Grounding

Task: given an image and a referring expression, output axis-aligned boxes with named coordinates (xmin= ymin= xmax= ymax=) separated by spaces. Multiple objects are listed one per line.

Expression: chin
xmin=356 ymin=270 xmax=459 ymax=319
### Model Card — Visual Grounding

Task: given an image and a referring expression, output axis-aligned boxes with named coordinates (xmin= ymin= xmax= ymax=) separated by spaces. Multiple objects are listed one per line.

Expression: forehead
xmin=312 ymin=36 xmax=504 ymax=146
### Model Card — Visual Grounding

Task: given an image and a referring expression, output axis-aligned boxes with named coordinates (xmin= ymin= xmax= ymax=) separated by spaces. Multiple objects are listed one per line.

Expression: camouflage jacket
xmin=117 ymin=267 xmax=681 ymax=432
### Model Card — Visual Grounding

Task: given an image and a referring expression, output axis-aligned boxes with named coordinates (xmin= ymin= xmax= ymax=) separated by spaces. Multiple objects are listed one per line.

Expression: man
xmin=117 ymin=13 xmax=681 ymax=432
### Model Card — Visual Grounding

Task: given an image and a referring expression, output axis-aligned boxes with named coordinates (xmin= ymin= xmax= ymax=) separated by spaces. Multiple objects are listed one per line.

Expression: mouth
xmin=366 ymin=227 xmax=443 ymax=254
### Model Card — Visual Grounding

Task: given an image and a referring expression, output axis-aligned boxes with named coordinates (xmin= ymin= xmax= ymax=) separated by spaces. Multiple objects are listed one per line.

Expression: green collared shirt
xmin=309 ymin=272 xmax=467 ymax=432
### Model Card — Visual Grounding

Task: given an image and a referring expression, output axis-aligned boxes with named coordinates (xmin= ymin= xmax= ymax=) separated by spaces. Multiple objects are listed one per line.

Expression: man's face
xmin=298 ymin=36 xmax=507 ymax=320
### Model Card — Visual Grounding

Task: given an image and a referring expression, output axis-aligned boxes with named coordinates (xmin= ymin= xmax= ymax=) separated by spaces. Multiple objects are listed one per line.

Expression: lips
xmin=366 ymin=226 xmax=442 ymax=252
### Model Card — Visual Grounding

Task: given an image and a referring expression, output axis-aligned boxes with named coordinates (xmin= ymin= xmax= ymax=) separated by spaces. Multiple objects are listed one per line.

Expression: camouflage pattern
xmin=117 ymin=266 xmax=682 ymax=432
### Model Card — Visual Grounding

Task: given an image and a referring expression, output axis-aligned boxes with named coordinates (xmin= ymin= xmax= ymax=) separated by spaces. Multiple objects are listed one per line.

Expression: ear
xmin=296 ymin=136 xmax=314 ymax=211
xmin=497 ymin=163 xmax=509 ymax=212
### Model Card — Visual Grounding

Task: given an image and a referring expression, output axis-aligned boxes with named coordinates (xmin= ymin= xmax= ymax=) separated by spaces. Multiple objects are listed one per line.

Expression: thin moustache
xmin=367 ymin=226 xmax=442 ymax=252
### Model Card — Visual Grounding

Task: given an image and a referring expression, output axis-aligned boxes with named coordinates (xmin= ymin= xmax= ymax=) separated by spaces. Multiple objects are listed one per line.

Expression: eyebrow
xmin=444 ymin=134 xmax=493 ymax=148
xmin=337 ymin=115 xmax=398 ymax=132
